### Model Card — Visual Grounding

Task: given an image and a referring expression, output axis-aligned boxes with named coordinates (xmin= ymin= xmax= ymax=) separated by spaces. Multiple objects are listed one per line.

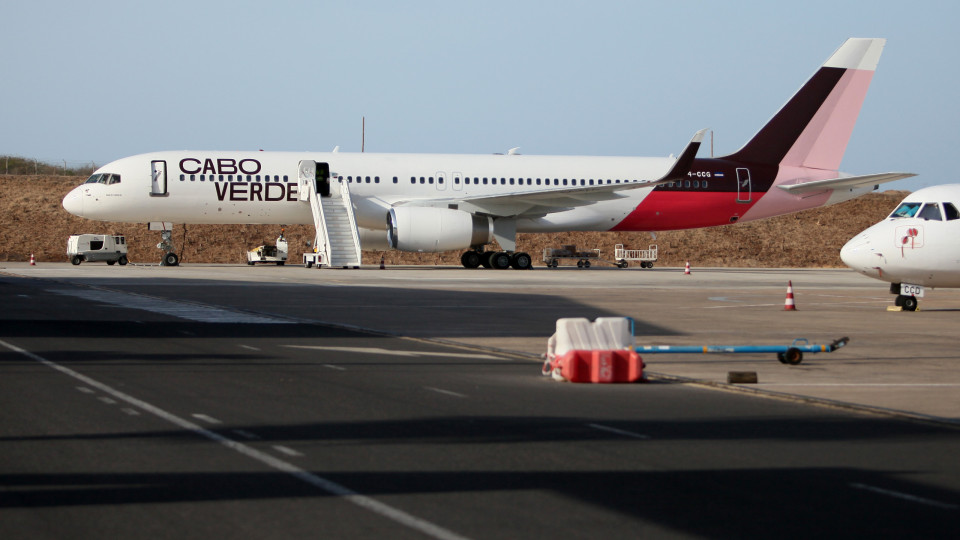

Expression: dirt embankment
xmin=0 ymin=175 xmax=904 ymax=267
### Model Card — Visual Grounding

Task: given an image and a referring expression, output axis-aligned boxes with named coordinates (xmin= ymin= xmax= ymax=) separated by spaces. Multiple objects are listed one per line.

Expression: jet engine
xmin=388 ymin=207 xmax=493 ymax=252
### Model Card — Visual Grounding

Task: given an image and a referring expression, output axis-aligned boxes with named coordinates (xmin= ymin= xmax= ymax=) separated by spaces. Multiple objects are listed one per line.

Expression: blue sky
xmin=2 ymin=1 xmax=955 ymax=192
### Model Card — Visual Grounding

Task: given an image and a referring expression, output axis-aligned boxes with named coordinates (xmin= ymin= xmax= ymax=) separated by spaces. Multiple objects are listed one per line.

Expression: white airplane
xmin=63 ymin=38 xmax=914 ymax=269
xmin=840 ymin=185 xmax=960 ymax=311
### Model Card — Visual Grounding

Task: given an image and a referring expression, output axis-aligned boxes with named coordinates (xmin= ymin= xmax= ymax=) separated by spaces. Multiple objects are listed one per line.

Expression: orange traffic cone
xmin=784 ymin=280 xmax=797 ymax=311
xmin=683 ymin=261 xmax=691 ymax=275
xmin=29 ymin=253 xmax=36 ymax=266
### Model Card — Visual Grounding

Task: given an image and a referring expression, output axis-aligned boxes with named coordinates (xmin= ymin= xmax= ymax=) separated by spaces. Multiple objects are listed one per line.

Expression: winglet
xmin=653 ymin=128 xmax=708 ymax=184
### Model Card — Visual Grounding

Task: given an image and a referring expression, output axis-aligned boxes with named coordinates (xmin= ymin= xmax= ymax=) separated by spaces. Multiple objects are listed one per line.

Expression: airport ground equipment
xmin=246 ymin=230 xmax=288 ymax=265
xmin=543 ymin=317 xmax=644 ymax=383
xmin=542 ymin=245 xmax=621 ymax=269
xmin=614 ymin=244 xmax=658 ymax=268
xmin=298 ymin=160 xmax=362 ymax=269
xmin=636 ymin=337 xmax=850 ymax=365
xmin=67 ymin=234 xmax=128 ymax=266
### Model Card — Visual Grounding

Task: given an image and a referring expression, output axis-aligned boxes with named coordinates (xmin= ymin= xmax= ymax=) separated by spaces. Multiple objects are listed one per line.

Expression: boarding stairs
xmin=298 ymin=161 xmax=362 ymax=268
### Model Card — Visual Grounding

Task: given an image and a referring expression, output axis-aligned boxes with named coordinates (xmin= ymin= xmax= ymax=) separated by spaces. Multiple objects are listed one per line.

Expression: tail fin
xmin=725 ymin=38 xmax=885 ymax=170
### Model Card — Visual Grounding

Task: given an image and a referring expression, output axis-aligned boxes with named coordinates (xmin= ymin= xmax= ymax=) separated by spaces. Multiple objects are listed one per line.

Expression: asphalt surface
xmin=2 ymin=263 xmax=959 ymax=538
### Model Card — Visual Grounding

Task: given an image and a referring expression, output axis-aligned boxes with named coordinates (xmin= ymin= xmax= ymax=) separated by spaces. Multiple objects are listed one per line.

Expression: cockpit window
xmin=83 ymin=173 xmax=120 ymax=185
xmin=917 ymin=203 xmax=943 ymax=221
xmin=944 ymin=203 xmax=960 ymax=220
xmin=891 ymin=202 xmax=920 ymax=218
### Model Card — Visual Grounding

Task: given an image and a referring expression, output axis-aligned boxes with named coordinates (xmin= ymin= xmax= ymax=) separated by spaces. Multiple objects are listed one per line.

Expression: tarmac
xmin=5 ymin=261 xmax=959 ymax=425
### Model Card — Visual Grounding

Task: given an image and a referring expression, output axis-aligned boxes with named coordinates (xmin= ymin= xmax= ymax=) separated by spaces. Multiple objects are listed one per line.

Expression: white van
xmin=67 ymin=234 xmax=128 ymax=265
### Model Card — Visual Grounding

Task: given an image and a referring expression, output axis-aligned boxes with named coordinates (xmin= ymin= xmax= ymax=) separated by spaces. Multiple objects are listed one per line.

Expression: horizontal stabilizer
xmin=776 ymin=172 xmax=916 ymax=194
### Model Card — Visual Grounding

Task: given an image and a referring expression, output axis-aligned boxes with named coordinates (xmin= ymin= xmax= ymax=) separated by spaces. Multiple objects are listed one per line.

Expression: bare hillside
xmin=0 ymin=175 xmax=905 ymax=267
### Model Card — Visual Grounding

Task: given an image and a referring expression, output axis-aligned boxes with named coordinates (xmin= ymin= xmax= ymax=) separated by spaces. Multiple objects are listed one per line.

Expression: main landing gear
xmin=460 ymin=249 xmax=532 ymax=270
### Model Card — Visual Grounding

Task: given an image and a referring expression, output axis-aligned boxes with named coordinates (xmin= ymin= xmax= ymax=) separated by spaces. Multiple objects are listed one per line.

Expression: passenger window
xmin=917 ymin=203 xmax=943 ymax=221
xmin=944 ymin=203 xmax=960 ymax=220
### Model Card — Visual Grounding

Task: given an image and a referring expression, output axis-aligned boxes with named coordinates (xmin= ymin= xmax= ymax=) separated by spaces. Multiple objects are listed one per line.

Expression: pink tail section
xmin=726 ymin=38 xmax=885 ymax=171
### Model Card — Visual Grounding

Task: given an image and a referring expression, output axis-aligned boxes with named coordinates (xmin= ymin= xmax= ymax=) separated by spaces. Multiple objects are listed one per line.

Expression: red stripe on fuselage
xmin=611 ymin=191 xmax=762 ymax=231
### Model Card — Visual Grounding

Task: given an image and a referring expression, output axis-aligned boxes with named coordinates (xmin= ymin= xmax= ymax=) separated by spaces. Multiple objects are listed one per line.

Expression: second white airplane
xmin=63 ymin=38 xmax=913 ymax=269
xmin=841 ymin=185 xmax=960 ymax=311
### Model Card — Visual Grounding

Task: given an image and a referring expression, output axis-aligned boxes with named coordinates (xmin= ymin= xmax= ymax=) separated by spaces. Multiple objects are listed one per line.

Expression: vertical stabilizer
xmin=726 ymin=38 xmax=885 ymax=171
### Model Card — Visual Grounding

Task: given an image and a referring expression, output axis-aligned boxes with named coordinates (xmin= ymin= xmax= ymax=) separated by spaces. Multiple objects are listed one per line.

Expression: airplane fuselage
xmin=841 ymin=184 xmax=960 ymax=289
xmin=62 ymin=150 xmax=871 ymax=237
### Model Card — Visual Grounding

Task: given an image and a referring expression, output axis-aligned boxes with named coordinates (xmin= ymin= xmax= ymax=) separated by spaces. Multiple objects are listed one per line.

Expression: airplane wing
xmin=390 ymin=129 xmax=708 ymax=217
xmin=776 ymin=172 xmax=916 ymax=195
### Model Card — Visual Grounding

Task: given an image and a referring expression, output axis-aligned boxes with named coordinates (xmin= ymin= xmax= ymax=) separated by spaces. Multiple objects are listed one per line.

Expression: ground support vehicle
xmin=614 ymin=244 xmax=658 ymax=268
xmin=67 ymin=234 xmax=128 ymax=266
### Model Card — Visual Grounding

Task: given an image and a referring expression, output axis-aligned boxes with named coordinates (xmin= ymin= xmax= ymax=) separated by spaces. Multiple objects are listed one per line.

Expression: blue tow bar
xmin=635 ymin=337 xmax=849 ymax=365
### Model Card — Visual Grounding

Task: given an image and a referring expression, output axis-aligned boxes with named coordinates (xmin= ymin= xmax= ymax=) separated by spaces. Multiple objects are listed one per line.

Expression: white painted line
xmin=121 ymin=408 xmax=141 ymax=416
xmin=424 ymin=387 xmax=467 ymax=398
xmin=76 ymin=386 xmax=94 ymax=394
xmin=287 ymin=345 xmax=501 ymax=360
xmin=323 ymin=364 xmax=347 ymax=371
xmin=849 ymin=482 xmax=958 ymax=510
xmin=48 ymin=289 xmax=295 ymax=324
xmin=232 ymin=429 xmax=261 ymax=440
xmin=587 ymin=423 xmax=650 ymax=440
xmin=192 ymin=414 xmax=222 ymax=425
xmin=239 ymin=344 xmax=261 ymax=351
xmin=0 ymin=338 xmax=468 ymax=540
xmin=273 ymin=445 xmax=303 ymax=457
xmin=98 ymin=396 xmax=117 ymax=405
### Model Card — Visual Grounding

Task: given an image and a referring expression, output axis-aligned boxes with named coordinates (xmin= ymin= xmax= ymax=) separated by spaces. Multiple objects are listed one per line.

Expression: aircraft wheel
xmin=71 ymin=255 xmax=82 ymax=265
xmin=118 ymin=256 xmax=128 ymax=266
xmin=461 ymin=250 xmax=481 ymax=269
xmin=901 ymin=295 xmax=918 ymax=312
xmin=510 ymin=252 xmax=532 ymax=270
xmin=491 ymin=251 xmax=511 ymax=270
xmin=480 ymin=251 xmax=494 ymax=269
xmin=163 ymin=252 xmax=179 ymax=266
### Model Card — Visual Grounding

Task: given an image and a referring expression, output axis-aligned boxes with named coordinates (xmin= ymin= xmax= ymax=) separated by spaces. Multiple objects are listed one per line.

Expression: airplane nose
xmin=62 ymin=188 xmax=83 ymax=216
xmin=840 ymin=234 xmax=875 ymax=271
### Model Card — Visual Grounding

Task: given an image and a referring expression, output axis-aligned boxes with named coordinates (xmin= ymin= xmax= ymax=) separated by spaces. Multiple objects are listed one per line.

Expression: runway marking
xmin=587 ymin=423 xmax=650 ymax=440
xmin=424 ymin=387 xmax=467 ymax=398
xmin=192 ymin=414 xmax=222 ymax=425
xmin=323 ymin=364 xmax=347 ymax=371
xmin=76 ymin=386 xmax=94 ymax=394
xmin=0 ymin=338 xmax=469 ymax=540
xmin=239 ymin=344 xmax=261 ymax=351
xmin=98 ymin=396 xmax=117 ymax=405
xmin=273 ymin=445 xmax=303 ymax=457
xmin=286 ymin=345 xmax=501 ymax=360
xmin=232 ymin=429 xmax=261 ymax=440
xmin=121 ymin=408 xmax=141 ymax=416
xmin=849 ymin=482 xmax=958 ymax=510
xmin=48 ymin=289 xmax=295 ymax=324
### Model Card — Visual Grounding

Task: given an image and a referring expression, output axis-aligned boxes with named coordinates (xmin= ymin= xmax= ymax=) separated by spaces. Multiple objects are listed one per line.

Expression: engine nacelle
xmin=388 ymin=207 xmax=493 ymax=252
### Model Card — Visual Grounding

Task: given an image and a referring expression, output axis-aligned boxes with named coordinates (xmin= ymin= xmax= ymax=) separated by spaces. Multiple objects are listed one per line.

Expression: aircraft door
xmin=151 ymin=160 xmax=167 ymax=196
xmin=316 ymin=162 xmax=331 ymax=197
xmin=736 ymin=168 xmax=751 ymax=203
xmin=297 ymin=160 xmax=315 ymax=201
